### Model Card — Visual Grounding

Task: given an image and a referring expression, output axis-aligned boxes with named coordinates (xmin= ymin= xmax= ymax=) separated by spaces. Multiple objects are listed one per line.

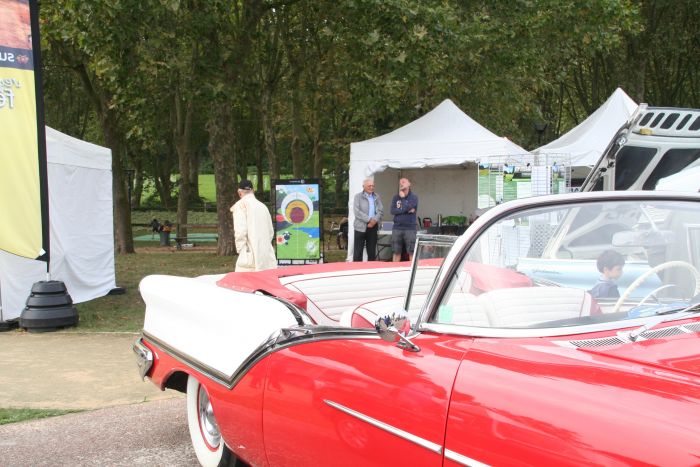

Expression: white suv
xmin=581 ymin=105 xmax=700 ymax=191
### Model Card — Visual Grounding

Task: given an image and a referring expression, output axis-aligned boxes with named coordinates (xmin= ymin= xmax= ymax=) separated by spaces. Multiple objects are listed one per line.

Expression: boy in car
xmin=589 ymin=250 xmax=626 ymax=299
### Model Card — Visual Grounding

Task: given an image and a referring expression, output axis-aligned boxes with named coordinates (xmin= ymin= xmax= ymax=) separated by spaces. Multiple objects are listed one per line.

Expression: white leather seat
xmin=283 ymin=267 xmax=439 ymax=325
xmin=477 ymin=286 xmax=592 ymax=327
xmin=340 ymin=295 xmax=424 ymax=328
xmin=436 ymin=292 xmax=491 ymax=327
xmin=343 ymin=291 xmax=492 ymax=329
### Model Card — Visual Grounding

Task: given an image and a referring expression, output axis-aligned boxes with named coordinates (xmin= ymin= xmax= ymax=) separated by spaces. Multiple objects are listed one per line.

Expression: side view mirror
xmin=375 ymin=311 xmax=420 ymax=352
xmin=612 ymin=229 xmax=674 ymax=248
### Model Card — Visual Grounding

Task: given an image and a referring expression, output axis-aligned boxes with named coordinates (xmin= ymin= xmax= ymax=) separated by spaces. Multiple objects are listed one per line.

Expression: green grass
xmin=199 ymin=174 xmax=216 ymax=202
xmin=72 ymin=242 xmax=348 ymax=333
xmin=0 ymin=408 xmax=82 ymax=425
xmin=142 ymin=173 xmax=270 ymax=205
xmin=275 ymin=211 xmax=321 ymax=260
xmin=74 ymin=251 xmax=234 ymax=332
xmin=185 ymin=173 xmax=267 ymax=202
xmin=323 ymin=250 xmax=347 ymax=262
xmin=198 ymin=173 xmax=310 ymax=197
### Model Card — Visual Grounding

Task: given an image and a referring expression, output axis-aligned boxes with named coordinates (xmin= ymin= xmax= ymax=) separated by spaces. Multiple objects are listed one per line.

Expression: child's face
xmin=604 ymin=265 xmax=623 ymax=281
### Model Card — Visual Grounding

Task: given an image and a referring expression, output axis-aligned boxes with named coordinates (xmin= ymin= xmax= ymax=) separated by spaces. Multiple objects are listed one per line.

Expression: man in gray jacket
xmin=352 ymin=178 xmax=383 ymax=261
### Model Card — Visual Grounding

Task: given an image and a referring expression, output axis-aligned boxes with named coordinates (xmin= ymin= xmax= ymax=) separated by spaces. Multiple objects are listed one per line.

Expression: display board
xmin=0 ymin=0 xmax=49 ymax=261
xmin=477 ymin=156 xmax=570 ymax=208
xmin=273 ymin=179 xmax=321 ymax=265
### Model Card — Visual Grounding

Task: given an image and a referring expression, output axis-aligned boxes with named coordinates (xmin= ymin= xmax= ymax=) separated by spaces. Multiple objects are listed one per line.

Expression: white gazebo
xmin=534 ymin=88 xmax=638 ymax=170
xmin=347 ymin=99 xmax=530 ymax=260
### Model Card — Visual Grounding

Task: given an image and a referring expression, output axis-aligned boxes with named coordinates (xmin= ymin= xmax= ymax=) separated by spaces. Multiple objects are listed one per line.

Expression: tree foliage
xmin=39 ymin=0 xmax=700 ymax=254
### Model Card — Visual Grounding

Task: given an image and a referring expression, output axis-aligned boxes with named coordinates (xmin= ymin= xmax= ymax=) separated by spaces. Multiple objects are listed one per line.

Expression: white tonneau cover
xmin=141 ymin=275 xmax=298 ymax=378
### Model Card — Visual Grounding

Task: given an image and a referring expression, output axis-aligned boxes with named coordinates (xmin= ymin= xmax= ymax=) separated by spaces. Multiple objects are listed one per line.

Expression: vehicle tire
xmin=186 ymin=375 xmax=236 ymax=467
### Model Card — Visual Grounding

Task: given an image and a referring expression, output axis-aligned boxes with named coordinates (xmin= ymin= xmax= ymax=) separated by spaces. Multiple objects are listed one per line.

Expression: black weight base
xmin=108 ymin=286 xmax=126 ymax=295
xmin=20 ymin=280 xmax=79 ymax=332
xmin=0 ymin=319 xmax=19 ymax=332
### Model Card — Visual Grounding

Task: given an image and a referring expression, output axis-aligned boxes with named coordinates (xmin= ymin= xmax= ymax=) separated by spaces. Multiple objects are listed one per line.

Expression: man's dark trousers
xmin=353 ymin=225 xmax=378 ymax=261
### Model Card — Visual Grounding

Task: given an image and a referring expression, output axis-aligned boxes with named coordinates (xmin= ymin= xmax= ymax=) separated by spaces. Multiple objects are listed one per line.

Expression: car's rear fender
xmin=140 ymin=274 xmax=300 ymax=380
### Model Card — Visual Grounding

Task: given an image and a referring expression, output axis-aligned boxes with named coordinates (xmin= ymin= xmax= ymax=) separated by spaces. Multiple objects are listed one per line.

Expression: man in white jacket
xmin=230 ymin=179 xmax=277 ymax=272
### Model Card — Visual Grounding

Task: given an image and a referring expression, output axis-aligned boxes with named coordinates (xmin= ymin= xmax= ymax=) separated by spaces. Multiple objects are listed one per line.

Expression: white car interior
xmin=281 ymin=266 xmax=440 ymax=325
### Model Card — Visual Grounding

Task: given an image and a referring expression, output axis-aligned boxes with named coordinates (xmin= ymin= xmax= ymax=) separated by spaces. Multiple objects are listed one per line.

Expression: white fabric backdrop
xmin=0 ymin=127 xmax=115 ymax=322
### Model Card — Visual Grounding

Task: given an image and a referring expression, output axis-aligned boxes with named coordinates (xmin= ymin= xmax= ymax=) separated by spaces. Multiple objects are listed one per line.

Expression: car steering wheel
xmin=612 ymin=260 xmax=700 ymax=314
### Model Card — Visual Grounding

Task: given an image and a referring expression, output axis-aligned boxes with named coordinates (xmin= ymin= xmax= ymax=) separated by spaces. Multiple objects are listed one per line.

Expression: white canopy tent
xmin=534 ymin=87 xmax=637 ymax=169
xmin=656 ymin=165 xmax=700 ymax=192
xmin=0 ymin=127 xmax=116 ymax=322
xmin=347 ymin=99 xmax=530 ymax=261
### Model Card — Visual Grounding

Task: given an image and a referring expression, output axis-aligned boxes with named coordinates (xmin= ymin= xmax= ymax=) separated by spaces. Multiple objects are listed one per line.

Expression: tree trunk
xmin=154 ymin=140 xmax=176 ymax=210
xmin=255 ymin=131 xmax=264 ymax=197
xmin=189 ymin=149 xmax=200 ymax=205
xmin=207 ymin=102 xmax=237 ymax=256
xmin=311 ymin=93 xmax=323 ymax=178
xmin=335 ymin=164 xmax=346 ymax=209
xmin=312 ymin=131 xmax=322 ymax=179
xmin=173 ymin=91 xmax=194 ymax=239
xmin=129 ymin=150 xmax=143 ymax=209
xmin=132 ymin=166 xmax=144 ymax=209
xmin=627 ymin=39 xmax=647 ymax=103
xmin=290 ymin=70 xmax=303 ymax=178
xmin=101 ymin=111 xmax=134 ymax=254
xmin=261 ymin=88 xmax=278 ymax=181
xmin=154 ymin=162 xmax=173 ymax=210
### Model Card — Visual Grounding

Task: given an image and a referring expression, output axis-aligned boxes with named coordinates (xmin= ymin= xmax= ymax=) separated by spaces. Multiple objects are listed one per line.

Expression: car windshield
xmin=429 ymin=199 xmax=700 ymax=331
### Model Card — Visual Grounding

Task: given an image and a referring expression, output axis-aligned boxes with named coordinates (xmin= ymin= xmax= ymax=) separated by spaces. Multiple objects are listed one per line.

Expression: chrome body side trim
xmin=142 ymin=326 xmax=378 ymax=390
xmin=324 ymin=399 xmax=442 ymax=454
xmin=444 ymin=449 xmax=491 ymax=467
xmin=133 ymin=338 xmax=153 ymax=380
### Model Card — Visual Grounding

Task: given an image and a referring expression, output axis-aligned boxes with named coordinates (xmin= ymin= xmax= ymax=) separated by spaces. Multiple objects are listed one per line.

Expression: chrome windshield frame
xmin=414 ymin=191 xmax=700 ymax=338
xmin=405 ymin=234 xmax=457 ymax=312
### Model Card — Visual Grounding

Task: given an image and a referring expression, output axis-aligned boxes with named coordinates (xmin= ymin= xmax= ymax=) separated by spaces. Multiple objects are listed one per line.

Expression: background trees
xmin=39 ymin=0 xmax=700 ymax=254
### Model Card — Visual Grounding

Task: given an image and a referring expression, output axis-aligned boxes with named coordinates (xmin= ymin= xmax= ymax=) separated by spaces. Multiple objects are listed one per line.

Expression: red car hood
xmin=470 ymin=323 xmax=700 ymax=388
xmin=580 ymin=331 xmax=700 ymax=377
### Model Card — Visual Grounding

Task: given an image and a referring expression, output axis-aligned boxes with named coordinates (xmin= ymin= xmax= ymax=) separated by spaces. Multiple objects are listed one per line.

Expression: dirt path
xmin=0 ymin=331 xmax=179 ymax=409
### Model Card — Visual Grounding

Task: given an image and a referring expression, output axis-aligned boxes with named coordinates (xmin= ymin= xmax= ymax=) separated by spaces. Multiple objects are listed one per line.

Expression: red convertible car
xmin=135 ymin=191 xmax=700 ymax=466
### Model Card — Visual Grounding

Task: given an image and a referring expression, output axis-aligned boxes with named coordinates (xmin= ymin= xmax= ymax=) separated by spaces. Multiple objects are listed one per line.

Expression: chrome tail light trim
xmin=133 ymin=338 xmax=153 ymax=380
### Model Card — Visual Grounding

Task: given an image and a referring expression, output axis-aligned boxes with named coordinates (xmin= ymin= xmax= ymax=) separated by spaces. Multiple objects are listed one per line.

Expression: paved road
xmin=0 ymin=398 xmax=198 ymax=466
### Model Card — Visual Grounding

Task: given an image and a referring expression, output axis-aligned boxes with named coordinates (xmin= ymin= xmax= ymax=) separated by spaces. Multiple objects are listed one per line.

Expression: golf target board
xmin=273 ymin=179 xmax=321 ymax=265
xmin=281 ymin=191 xmax=313 ymax=224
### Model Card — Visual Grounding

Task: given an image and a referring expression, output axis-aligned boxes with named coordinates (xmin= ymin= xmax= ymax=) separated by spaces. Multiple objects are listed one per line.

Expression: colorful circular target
xmin=281 ymin=192 xmax=314 ymax=224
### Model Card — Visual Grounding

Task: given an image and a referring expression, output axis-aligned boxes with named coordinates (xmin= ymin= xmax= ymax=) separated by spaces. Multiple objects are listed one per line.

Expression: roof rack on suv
xmin=633 ymin=108 xmax=700 ymax=137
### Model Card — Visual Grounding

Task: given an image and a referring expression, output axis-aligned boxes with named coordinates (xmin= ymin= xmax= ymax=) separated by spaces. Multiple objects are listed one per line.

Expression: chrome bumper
xmin=133 ymin=337 xmax=153 ymax=380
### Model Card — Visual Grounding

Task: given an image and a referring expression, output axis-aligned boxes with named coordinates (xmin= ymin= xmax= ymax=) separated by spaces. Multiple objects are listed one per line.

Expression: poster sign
xmin=0 ymin=0 xmax=49 ymax=260
xmin=273 ymin=179 xmax=321 ymax=265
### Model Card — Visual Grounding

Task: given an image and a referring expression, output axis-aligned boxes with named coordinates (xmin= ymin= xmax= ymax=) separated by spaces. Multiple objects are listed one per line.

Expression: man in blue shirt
xmin=390 ymin=177 xmax=419 ymax=262
xmin=352 ymin=178 xmax=383 ymax=261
